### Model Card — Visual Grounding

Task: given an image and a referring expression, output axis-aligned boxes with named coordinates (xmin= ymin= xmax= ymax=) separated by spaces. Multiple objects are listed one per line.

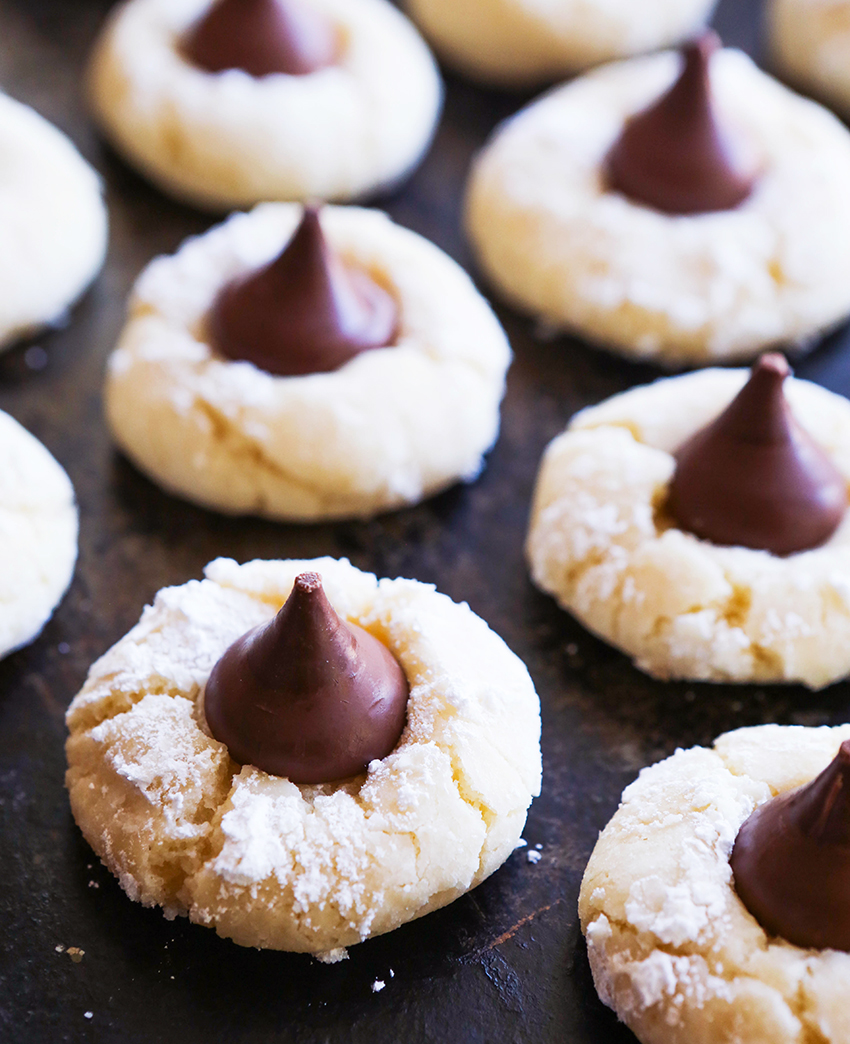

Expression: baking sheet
xmin=2 ymin=0 xmax=849 ymax=1041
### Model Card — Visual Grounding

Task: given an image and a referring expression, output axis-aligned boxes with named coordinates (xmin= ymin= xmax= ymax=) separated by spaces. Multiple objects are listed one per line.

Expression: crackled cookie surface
xmin=769 ymin=0 xmax=850 ymax=117
xmin=526 ymin=367 xmax=850 ymax=688
xmin=0 ymin=410 xmax=78 ymax=657
xmin=105 ymin=203 xmax=511 ymax=521
xmin=88 ymin=0 xmax=442 ymax=209
xmin=465 ymin=48 xmax=850 ymax=365
xmin=404 ymin=0 xmax=717 ymax=88
xmin=0 ymin=92 xmax=107 ymax=350
xmin=65 ymin=557 xmax=542 ymax=953
xmin=580 ymin=724 xmax=850 ymax=1044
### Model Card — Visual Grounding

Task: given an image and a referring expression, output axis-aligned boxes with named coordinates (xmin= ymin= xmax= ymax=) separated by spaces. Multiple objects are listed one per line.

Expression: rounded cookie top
xmin=403 ymin=0 xmax=718 ymax=88
xmin=65 ymin=556 xmax=542 ymax=954
xmin=104 ymin=203 xmax=511 ymax=521
xmin=465 ymin=47 xmax=850 ymax=365
xmin=0 ymin=91 xmax=108 ymax=350
xmin=580 ymin=724 xmax=850 ymax=1044
xmin=526 ymin=366 xmax=850 ymax=688
xmin=87 ymin=0 xmax=442 ymax=209
xmin=0 ymin=410 xmax=78 ymax=657
xmin=768 ymin=0 xmax=850 ymax=117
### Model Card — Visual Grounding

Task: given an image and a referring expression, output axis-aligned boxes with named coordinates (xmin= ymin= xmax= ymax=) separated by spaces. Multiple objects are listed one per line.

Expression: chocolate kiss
xmin=181 ymin=0 xmax=337 ymax=78
xmin=668 ymin=353 xmax=847 ymax=555
xmin=605 ymin=32 xmax=756 ymax=214
xmin=731 ymin=740 xmax=850 ymax=950
xmin=203 ymin=572 xmax=409 ymax=783
xmin=208 ymin=206 xmax=399 ymax=376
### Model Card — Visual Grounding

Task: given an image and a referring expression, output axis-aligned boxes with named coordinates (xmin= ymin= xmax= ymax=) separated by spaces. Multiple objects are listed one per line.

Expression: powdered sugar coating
xmin=0 ymin=91 xmax=107 ymax=349
xmin=0 ymin=410 xmax=78 ymax=656
xmin=465 ymin=49 xmax=850 ymax=365
xmin=527 ymin=367 xmax=850 ymax=687
xmin=580 ymin=724 xmax=850 ymax=1044
xmin=403 ymin=0 xmax=717 ymax=87
xmin=65 ymin=557 xmax=541 ymax=952
xmin=87 ymin=0 xmax=442 ymax=209
xmin=105 ymin=203 xmax=511 ymax=520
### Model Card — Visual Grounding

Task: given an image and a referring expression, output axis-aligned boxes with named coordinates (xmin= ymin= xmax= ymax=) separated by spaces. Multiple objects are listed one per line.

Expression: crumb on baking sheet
xmin=67 ymin=947 xmax=85 ymax=963
xmin=314 ymin=947 xmax=348 ymax=965
xmin=371 ymin=980 xmax=385 ymax=993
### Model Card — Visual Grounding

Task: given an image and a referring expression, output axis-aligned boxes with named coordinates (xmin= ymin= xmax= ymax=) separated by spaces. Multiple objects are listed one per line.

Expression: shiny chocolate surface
xmin=669 ymin=354 xmax=847 ymax=554
xmin=606 ymin=32 xmax=756 ymax=214
xmin=208 ymin=206 xmax=398 ymax=376
xmin=731 ymin=740 xmax=850 ymax=950
xmin=204 ymin=572 xmax=409 ymax=782
xmin=182 ymin=0 xmax=337 ymax=78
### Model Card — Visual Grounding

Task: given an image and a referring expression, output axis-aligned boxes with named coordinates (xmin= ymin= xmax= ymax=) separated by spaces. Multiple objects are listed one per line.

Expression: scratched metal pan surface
xmin=1 ymin=0 xmax=849 ymax=1041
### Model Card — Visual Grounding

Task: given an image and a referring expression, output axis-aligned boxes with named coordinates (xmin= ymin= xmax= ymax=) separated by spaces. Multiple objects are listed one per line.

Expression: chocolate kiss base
xmin=181 ymin=0 xmax=337 ymax=78
xmin=605 ymin=32 xmax=755 ymax=215
xmin=203 ymin=572 xmax=409 ymax=783
xmin=731 ymin=740 xmax=850 ymax=951
xmin=208 ymin=207 xmax=399 ymax=376
xmin=668 ymin=353 xmax=847 ymax=555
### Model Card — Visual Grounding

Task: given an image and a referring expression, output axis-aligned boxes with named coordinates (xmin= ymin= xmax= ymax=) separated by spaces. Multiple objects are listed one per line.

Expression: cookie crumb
xmin=88 ymin=880 xmax=99 ymax=888
xmin=389 ymin=969 xmax=395 ymax=978
xmin=527 ymin=850 xmax=542 ymax=864
xmin=371 ymin=980 xmax=385 ymax=993
xmin=54 ymin=944 xmax=65 ymax=953
xmin=67 ymin=947 xmax=85 ymax=963
xmin=84 ymin=1012 xmax=93 ymax=1020
xmin=314 ymin=947 xmax=348 ymax=965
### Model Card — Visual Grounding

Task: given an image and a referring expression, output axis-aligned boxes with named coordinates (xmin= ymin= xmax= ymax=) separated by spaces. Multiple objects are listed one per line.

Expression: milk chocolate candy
xmin=208 ymin=206 xmax=399 ymax=376
xmin=204 ymin=572 xmax=410 ymax=782
xmin=182 ymin=0 xmax=337 ymax=78
xmin=731 ymin=740 xmax=850 ymax=951
xmin=605 ymin=32 xmax=756 ymax=214
xmin=668 ymin=353 xmax=847 ymax=554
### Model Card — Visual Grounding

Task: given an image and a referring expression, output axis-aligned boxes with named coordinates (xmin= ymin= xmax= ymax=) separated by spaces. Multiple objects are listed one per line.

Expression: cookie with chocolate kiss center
xmin=181 ymin=0 xmax=338 ymax=78
xmin=605 ymin=32 xmax=756 ymax=214
xmin=208 ymin=206 xmax=399 ymax=376
xmin=668 ymin=353 xmax=847 ymax=555
xmin=731 ymin=740 xmax=850 ymax=951
xmin=203 ymin=572 xmax=410 ymax=783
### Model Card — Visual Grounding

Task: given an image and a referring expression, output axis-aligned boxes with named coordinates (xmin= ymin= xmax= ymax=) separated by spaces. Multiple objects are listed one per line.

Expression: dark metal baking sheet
xmin=2 ymin=1 xmax=848 ymax=1041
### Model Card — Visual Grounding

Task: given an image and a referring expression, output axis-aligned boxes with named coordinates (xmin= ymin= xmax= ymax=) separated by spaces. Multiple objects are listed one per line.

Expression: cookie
xmin=768 ymin=0 xmax=850 ymax=117
xmin=580 ymin=723 xmax=850 ymax=1044
xmin=403 ymin=0 xmax=718 ymax=88
xmin=0 ymin=92 xmax=107 ymax=350
xmin=65 ymin=556 xmax=542 ymax=954
xmin=87 ymin=0 xmax=442 ymax=210
xmin=465 ymin=46 xmax=850 ymax=366
xmin=526 ymin=365 xmax=850 ymax=688
xmin=105 ymin=202 xmax=511 ymax=521
xmin=0 ymin=410 xmax=77 ymax=657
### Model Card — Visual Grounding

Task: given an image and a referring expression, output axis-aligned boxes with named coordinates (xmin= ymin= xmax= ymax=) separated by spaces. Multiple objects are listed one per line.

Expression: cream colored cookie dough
xmin=404 ymin=0 xmax=718 ymax=88
xmin=769 ymin=0 xmax=850 ymax=116
xmin=105 ymin=202 xmax=511 ymax=521
xmin=88 ymin=0 xmax=442 ymax=210
xmin=0 ymin=92 xmax=107 ymax=350
xmin=65 ymin=556 xmax=542 ymax=953
xmin=527 ymin=367 xmax=850 ymax=688
xmin=580 ymin=724 xmax=850 ymax=1044
xmin=466 ymin=48 xmax=850 ymax=366
xmin=0 ymin=410 xmax=77 ymax=656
